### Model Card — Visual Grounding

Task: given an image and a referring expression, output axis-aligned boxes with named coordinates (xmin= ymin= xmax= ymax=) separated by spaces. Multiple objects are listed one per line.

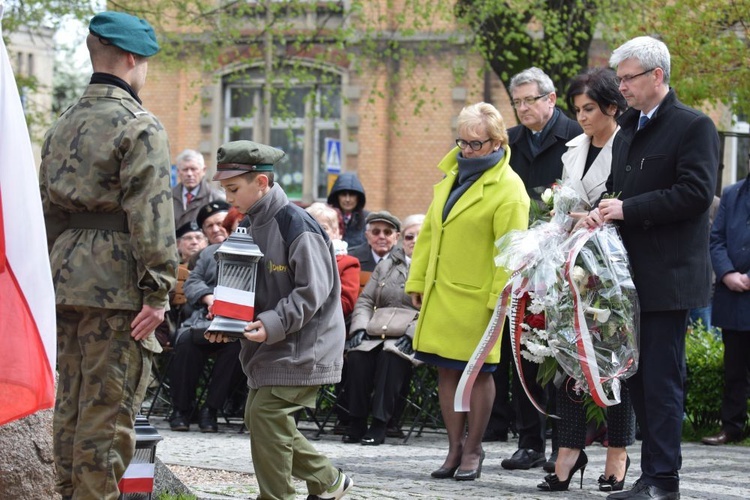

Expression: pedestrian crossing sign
xmin=325 ymin=138 xmax=341 ymax=174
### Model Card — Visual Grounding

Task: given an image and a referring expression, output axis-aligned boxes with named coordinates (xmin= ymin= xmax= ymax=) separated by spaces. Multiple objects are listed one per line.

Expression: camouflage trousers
xmin=53 ymin=305 xmax=156 ymax=500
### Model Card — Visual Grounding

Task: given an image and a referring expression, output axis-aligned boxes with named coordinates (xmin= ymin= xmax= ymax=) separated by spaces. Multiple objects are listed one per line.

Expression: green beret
xmin=213 ymin=140 xmax=286 ymax=181
xmin=89 ymin=11 xmax=160 ymax=57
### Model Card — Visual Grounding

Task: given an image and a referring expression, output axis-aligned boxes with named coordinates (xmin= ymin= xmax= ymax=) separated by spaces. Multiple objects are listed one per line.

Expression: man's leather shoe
xmin=169 ymin=410 xmax=190 ymax=431
xmin=701 ymin=430 xmax=741 ymax=446
xmin=543 ymin=449 xmax=558 ymax=473
xmin=198 ymin=406 xmax=218 ymax=433
xmin=501 ymin=448 xmax=546 ymax=470
xmin=386 ymin=424 xmax=404 ymax=438
xmin=607 ymin=479 xmax=680 ymax=500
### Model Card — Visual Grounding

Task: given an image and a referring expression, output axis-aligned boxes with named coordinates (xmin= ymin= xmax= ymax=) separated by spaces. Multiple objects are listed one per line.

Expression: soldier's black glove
xmin=394 ymin=335 xmax=414 ymax=355
xmin=346 ymin=329 xmax=367 ymax=350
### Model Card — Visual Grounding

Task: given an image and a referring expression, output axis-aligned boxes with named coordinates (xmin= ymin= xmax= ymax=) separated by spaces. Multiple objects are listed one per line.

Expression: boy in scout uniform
xmin=39 ymin=11 xmax=177 ymax=500
xmin=208 ymin=140 xmax=352 ymax=499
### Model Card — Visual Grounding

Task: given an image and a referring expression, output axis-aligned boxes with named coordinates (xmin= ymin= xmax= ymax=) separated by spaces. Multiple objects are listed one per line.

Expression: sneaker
xmin=198 ymin=406 xmax=218 ymax=433
xmin=308 ymin=469 xmax=353 ymax=500
xmin=501 ymin=448 xmax=546 ymax=470
xmin=168 ymin=410 xmax=189 ymax=432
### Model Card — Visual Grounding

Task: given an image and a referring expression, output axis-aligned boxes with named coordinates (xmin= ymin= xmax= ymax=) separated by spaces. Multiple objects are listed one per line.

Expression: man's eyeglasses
xmin=403 ymin=233 xmax=417 ymax=241
xmin=369 ymin=227 xmax=395 ymax=237
xmin=615 ymin=68 xmax=654 ymax=86
xmin=456 ymin=138 xmax=492 ymax=151
xmin=511 ymin=93 xmax=550 ymax=109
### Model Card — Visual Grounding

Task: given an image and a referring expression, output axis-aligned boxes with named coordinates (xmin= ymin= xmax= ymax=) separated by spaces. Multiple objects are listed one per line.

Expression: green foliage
xmin=456 ymin=0 xmax=601 ymax=102
xmin=684 ymin=321 xmax=724 ymax=432
xmin=598 ymin=0 xmax=750 ymax=118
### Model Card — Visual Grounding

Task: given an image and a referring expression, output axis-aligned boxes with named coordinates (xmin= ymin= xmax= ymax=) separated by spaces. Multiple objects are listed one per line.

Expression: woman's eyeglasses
xmin=403 ymin=234 xmax=417 ymax=241
xmin=369 ymin=227 xmax=395 ymax=237
xmin=456 ymin=138 xmax=491 ymax=151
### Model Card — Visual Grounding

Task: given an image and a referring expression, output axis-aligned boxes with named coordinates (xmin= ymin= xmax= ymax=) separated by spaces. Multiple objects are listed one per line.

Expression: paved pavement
xmin=150 ymin=417 xmax=750 ymax=500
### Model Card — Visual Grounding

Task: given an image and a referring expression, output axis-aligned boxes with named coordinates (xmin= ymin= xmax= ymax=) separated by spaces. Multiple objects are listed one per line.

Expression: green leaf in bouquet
xmin=537 ymin=356 xmax=559 ymax=386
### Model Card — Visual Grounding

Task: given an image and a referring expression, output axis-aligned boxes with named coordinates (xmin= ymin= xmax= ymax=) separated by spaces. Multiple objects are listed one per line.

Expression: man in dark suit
xmin=506 ymin=67 xmax=582 ymax=202
xmin=500 ymin=67 xmax=581 ymax=471
xmin=582 ymin=36 xmax=719 ymax=500
xmin=172 ymin=149 xmax=225 ymax=228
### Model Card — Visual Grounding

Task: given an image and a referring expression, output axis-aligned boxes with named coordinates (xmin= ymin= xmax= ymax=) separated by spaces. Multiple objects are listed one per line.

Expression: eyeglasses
xmin=369 ymin=227 xmax=395 ymax=237
xmin=615 ymin=68 xmax=654 ymax=86
xmin=511 ymin=93 xmax=550 ymax=109
xmin=456 ymin=138 xmax=492 ymax=151
xmin=403 ymin=233 xmax=417 ymax=241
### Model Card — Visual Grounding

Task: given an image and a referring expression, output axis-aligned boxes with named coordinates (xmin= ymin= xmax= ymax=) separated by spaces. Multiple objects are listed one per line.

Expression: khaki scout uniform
xmin=40 ymin=82 xmax=177 ymax=499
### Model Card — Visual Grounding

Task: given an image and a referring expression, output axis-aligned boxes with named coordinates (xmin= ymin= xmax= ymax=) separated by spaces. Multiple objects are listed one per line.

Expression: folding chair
xmin=400 ymin=364 xmax=443 ymax=443
xmin=142 ymin=348 xmax=174 ymax=419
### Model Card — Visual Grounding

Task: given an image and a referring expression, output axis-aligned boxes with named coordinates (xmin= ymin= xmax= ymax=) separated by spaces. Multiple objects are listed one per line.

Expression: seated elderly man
xmin=156 ymin=221 xmax=208 ymax=347
xmin=348 ymin=211 xmax=401 ymax=273
xmin=197 ymin=200 xmax=231 ymax=246
xmin=172 ymin=148 xmax=225 ymax=228
xmin=176 ymin=220 xmax=208 ymax=265
xmin=168 ymin=236 xmax=245 ymax=432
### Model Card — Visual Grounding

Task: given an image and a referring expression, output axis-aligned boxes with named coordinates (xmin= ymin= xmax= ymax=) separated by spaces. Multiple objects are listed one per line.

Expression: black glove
xmin=394 ymin=335 xmax=414 ymax=355
xmin=346 ymin=329 xmax=367 ymax=350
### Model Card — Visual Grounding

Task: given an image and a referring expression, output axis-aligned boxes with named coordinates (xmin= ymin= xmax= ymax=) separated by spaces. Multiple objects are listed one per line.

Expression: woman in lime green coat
xmin=406 ymin=102 xmax=529 ymax=481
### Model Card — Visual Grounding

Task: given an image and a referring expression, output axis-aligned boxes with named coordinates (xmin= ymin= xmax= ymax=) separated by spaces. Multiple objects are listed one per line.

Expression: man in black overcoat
xmin=582 ymin=36 xmax=719 ymax=500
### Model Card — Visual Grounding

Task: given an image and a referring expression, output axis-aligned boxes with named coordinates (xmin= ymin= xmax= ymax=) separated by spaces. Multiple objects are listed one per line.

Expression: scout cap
xmin=176 ymin=220 xmax=202 ymax=239
xmin=89 ymin=11 xmax=160 ymax=57
xmin=366 ymin=211 xmax=401 ymax=232
xmin=197 ymin=201 xmax=231 ymax=229
xmin=213 ymin=140 xmax=286 ymax=181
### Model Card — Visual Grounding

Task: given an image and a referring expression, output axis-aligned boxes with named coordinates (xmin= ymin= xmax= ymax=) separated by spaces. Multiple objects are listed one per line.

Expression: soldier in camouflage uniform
xmin=39 ymin=11 xmax=177 ymax=500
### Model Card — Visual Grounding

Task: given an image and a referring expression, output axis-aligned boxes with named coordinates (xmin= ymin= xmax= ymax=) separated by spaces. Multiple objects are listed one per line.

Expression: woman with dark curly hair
xmin=538 ymin=67 xmax=634 ymax=493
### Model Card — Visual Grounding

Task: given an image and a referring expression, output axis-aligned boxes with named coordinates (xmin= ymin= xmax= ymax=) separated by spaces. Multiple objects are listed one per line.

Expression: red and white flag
xmin=0 ymin=8 xmax=57 ymax=426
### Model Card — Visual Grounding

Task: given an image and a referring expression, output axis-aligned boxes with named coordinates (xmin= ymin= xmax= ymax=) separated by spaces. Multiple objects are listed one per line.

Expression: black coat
xmin=607 ymin=89 xmax=719 ymax=312
xmin=327 ymin=172 xmax=370 ymax=249
xmin=507 ymin=110 xmax=582 ymax=200
xmin=710 ymin=178 xmax=750 ymax=330
xmin=348 ymin=243 xmax=381 ymax=273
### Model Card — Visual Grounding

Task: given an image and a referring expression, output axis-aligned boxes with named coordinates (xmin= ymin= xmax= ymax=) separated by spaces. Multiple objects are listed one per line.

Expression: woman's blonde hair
xmin=456 ymin=102 xmax=508 ymax=147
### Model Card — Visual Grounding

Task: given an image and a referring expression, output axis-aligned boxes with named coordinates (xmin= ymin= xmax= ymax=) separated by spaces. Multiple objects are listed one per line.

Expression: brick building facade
xmin=139 ymin=1 xmax=519 ymax=220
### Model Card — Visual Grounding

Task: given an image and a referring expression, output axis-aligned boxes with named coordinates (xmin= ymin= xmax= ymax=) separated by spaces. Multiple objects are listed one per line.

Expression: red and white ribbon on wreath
xmin=212 ymin=285 xmax=256 ymax=321
xmin=455 ymin=273 xmax=554 ymax=417
xmin=564 ymin=229 xmax=625 ymax=408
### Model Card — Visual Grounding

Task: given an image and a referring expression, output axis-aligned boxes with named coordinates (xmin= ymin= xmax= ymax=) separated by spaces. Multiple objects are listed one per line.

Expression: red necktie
xmin=186 ymin=192 xmax=194 ymax=205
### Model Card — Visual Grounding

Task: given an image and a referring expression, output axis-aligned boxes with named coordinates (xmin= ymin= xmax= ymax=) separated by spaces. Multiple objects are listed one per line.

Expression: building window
xmin=224 ymin=69 xmax=342 ymax=201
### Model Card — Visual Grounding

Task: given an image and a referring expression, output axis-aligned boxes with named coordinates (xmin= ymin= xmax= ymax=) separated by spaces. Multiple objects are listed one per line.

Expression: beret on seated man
xmin=196 ymin=200 xmax=231 ymax=245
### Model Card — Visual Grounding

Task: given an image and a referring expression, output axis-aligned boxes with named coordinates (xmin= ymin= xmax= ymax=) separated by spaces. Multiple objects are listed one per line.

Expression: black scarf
xmin=442 ymin=148 xmax=505 ymax=221
xmin=90 ymin=72 xmax=142 ymax=104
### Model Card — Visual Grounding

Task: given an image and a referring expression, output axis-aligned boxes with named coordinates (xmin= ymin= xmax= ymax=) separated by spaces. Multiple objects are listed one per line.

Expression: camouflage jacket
xmin=40 ymin=83 xmax=177 ymax=311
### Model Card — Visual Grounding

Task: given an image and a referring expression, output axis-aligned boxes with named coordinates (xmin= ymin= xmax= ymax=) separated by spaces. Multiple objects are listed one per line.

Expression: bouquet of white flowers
xmin=455 ymin=182 xmax=639 ymax=413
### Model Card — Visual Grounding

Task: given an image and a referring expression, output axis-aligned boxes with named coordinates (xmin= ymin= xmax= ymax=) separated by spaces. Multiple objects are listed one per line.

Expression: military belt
xmin=68 ymin=212 xmax=129 ymax=233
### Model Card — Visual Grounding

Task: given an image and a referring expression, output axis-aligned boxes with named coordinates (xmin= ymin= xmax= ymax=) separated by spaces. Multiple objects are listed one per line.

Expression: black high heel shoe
xmin=430 ymin=465 xmax=459 ymax=479
xmin=536 ymin=449 xmax=588 ymax=491
xmin=598 ymin=455 xmax=630 ymax=492
xmin=454 ymin=450 xmax=485 ymax=481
